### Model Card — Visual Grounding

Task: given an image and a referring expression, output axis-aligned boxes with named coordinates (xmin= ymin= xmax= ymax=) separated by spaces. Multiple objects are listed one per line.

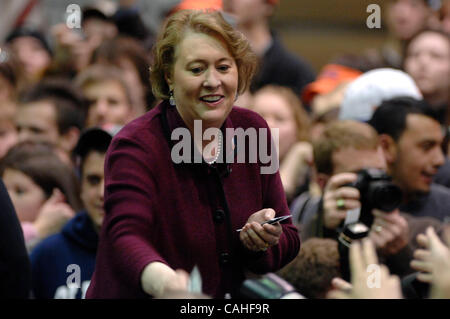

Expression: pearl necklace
xmin=205 ymin=133 xmax=222 ymax=165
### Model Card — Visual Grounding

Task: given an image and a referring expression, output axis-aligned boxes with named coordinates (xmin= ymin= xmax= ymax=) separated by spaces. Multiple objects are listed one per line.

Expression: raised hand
xmin=327 ymin=239 xmax=402 ymax=299
xmin=34 ymin=188 xmax=76 ymax=238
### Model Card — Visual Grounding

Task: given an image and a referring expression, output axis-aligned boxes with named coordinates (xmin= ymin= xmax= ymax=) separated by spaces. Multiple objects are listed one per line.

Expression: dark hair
xmin=73 ymin=128 xmax=112 ymax=173
xmin=277 ymin=238 xmax=341 ymax=299
xmin=82 ymin=7 xmax=113 ymax=24
xmin=18 ymin=78 xmax=87 ymax=134
xmin=368 ymin=97 xmax=438 ymax=141
xmin=113 ymin=9 xmax=154 ymax=46
xmin=0 ymin=142 xmax=83 ymax=211
xmin=403 ymin=28 xmax=450 ymax=68
xmin=5 ymin=27 xmax=52 ymax=56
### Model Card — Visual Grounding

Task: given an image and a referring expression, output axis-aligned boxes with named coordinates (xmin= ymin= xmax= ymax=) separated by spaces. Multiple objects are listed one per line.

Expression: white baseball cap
xmin=339 ymin=68 xmax=422 ymax=122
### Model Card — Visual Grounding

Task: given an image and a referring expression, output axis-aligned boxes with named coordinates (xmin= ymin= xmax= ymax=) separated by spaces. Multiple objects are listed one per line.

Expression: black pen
xmin=236 ymin=215 xmax=292 ymax=232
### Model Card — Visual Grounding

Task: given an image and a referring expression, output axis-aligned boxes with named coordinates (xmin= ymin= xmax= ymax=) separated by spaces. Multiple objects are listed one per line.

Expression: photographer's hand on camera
xmin=369 ymin=209 xmax=409 ymax=256
xmin=239 ymin=208 xmax=283 ymax=252
xmin=323 ymin=173 xmax=360 ymax=230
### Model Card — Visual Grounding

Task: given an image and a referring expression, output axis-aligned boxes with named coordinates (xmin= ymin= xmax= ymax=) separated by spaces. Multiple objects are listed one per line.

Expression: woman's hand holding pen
xmin=239 ymin=208 xmax=283 ymax=252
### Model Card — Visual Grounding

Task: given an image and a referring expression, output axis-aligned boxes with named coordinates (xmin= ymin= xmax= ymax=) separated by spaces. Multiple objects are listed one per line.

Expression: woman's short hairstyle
xmin=150 ymin=9 xmax=258 ymax=100
xmin=0 ymin=142 xmax=83 ymax=212
xmin=253 ymin=85 xmax=311 ymax=142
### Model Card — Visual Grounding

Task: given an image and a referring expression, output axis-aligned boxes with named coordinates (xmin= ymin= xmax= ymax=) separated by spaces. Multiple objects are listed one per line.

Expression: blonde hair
xmin=150 ymin=10 xmax=258 ymax=100
xmin=313 ymin=120 xmax=379 ymax=175
xmin=74 ymin=64 xmax=133 ymax=108
xmin=253 ymin=85 xmax=311 ymax=142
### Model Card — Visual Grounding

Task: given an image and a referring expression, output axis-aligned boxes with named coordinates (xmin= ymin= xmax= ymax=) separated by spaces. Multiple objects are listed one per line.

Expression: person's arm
xmin=0 ymin=178 xmax=31 ymax=298
xmin=279 ymin=142 xmax=312 ymax=200
xmin=140 ymin=262 xmax=189 ymax=298
xmin=102 ymin=135 xmax=170 ymax=295
xmin=238 ymin=156 xmax=300 ymax=273
xmin=235 ymin=114 xmax=300 ymax=274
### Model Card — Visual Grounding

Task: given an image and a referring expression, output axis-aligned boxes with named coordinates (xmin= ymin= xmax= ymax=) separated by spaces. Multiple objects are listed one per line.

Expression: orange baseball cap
xmin=172 ymin=0 xmax=223 ymax=12
xmin=301 ymin=64 xmax=362 ymax=105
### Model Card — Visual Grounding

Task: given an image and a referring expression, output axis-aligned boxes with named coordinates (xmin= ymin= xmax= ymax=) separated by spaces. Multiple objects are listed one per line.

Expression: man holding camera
xmin=296 ymin=116 xmax=445 ymax=276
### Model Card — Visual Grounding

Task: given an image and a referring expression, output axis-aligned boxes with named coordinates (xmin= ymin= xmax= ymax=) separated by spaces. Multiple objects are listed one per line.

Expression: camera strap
xmin=344 ymin=207 xmax=361 ymax=225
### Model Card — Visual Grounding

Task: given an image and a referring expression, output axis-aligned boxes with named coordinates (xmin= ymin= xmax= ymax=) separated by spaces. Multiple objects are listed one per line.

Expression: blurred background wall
xmin=271 ymin=0 xmax=390 ymax=72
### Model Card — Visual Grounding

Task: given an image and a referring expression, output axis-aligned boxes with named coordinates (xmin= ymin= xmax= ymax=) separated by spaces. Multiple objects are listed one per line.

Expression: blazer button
xmin=219 ymin=252 xmax=230 ymax=265
xmin=213 ymin=209 xmax=225 ymax=224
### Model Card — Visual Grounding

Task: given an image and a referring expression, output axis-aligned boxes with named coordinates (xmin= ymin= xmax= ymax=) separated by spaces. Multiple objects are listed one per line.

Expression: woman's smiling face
xmin=166 ymin=31 xmax=239 ymax=130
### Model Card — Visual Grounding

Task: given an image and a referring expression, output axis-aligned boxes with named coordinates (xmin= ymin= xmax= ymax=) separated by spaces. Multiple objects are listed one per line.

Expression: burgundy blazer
xmin=86 ymin=101 xmax=300 ymax=298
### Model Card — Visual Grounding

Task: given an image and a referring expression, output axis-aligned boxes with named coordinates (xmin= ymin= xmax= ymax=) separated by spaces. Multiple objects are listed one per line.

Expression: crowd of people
xmin=0 ymin=0 xmax=449 ymax=300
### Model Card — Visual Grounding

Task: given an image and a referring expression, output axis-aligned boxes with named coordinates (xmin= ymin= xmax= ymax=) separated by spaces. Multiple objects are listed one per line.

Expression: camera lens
xmin=369 ymin=182 xmax=402 ymax=211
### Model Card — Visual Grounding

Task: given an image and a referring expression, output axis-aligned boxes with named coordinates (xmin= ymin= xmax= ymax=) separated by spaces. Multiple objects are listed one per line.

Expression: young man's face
xmin=80 ymin=151 xmax=106 ymax=231
xmin=16 ymin=101 xmax=60 ymax=145
xmin=391 ymin=114 xmax=445 ymax=195
xmin=83 ymin=80 xmax=133 ymax=128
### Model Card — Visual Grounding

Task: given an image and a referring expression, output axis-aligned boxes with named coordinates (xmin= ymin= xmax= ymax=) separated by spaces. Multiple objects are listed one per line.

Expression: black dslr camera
xmin=338 ymin=168 xmax=403 ymax=281
xmin=346 ymin=168 xmax=403 ymax=228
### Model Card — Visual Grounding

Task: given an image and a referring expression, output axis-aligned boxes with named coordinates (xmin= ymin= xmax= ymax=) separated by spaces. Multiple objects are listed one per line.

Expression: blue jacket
xmin=30 ymin=211 xmax=98 ymax=299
